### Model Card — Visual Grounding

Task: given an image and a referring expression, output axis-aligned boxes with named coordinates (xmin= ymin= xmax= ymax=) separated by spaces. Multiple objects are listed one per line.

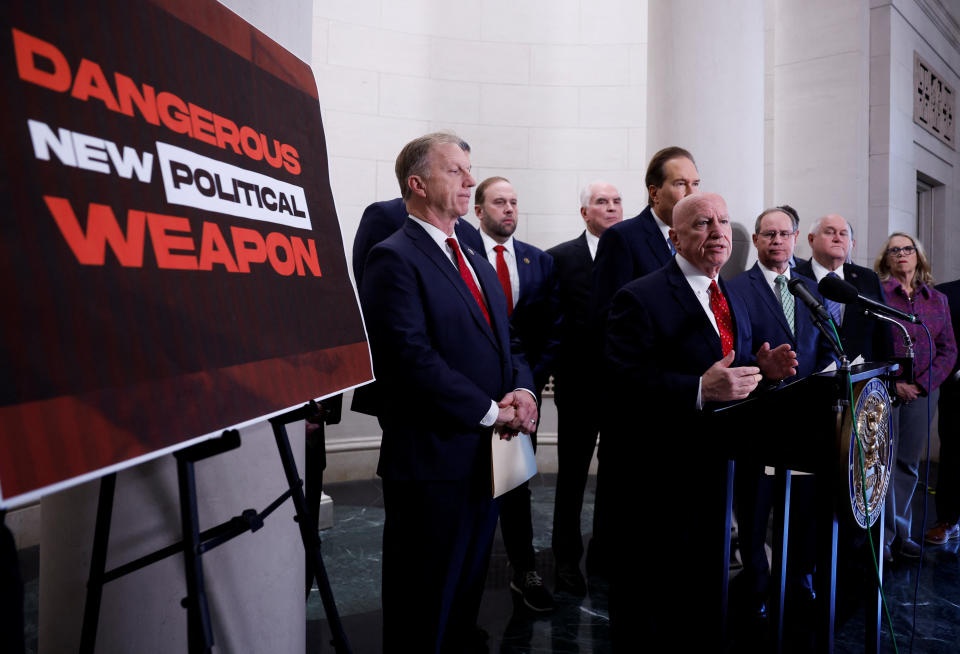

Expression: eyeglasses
xmin=758 ymin=230 xmax=797 ymax=240
xmin=886 ymin=246 xmax=916 ymax=256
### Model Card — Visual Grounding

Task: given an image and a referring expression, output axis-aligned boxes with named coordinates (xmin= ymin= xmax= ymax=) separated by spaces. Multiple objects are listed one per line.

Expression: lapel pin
xmin=467 ymin=248 xmax=476 ymax=256
xmin=523 ymin=257 xmax=530 ymax=264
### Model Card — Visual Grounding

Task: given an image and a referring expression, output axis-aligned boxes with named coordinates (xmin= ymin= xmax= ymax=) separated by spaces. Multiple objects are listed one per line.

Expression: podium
xmin=713 ymin=361 xmax=896 ymax=653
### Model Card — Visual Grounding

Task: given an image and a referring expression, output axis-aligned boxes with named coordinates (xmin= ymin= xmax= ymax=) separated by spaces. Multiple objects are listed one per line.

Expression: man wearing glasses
xmin=794 ymin=214 xmax=892 ymax=363
xmin=727 ymin=207 xmax=837 ymax=623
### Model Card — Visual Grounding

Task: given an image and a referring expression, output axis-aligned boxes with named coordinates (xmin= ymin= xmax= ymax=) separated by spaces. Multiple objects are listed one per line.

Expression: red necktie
xmin=493 ymin=244 xmax=514 ymax=317
xmin=446 ymin=238 xmax=490 ymax=325
xmin=709 ymin=280 xmax=734 ymax=356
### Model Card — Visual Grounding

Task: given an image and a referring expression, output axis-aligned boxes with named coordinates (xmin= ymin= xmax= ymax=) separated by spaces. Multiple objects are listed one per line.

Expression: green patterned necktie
xmin=775 ymin=274 xmax=795 ymax=335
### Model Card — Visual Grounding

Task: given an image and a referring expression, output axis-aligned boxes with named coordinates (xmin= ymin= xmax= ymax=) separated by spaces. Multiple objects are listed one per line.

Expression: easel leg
xmin=271 ymin=417 xmax=352 ymax=654
xmin=176 ymin=455 xmax=214 ymax=654
xmin=79 ymin=473 xmax=117 ymax=654
xmin=815 ymin=484 xmax=838 ymax=653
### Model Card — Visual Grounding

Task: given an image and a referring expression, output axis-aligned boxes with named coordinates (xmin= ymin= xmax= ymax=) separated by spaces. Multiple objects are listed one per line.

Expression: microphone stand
xmin=860 ymin=308 xmax=915 ymax=401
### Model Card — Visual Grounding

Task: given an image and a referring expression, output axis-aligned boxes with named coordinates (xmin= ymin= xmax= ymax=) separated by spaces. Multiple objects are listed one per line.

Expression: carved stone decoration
xmin=914 ymin=51 xmax=956 ymax=149
xmin=845 ymin=377 xmax=894 ymax=529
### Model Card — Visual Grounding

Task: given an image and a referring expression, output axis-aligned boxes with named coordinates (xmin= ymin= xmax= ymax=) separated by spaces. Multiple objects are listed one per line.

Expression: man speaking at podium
xmin=603 ymin=193 xmax=797 ymax=649
xmin=360 ymin=132 xmax=537 ymax=653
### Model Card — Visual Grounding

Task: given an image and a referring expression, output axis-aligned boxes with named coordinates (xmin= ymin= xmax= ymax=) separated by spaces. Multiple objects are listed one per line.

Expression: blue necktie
xmin=667 ymin=237 xmax=676 ymax=255
xmin=824 ymin=271 xmax=844 ymax=327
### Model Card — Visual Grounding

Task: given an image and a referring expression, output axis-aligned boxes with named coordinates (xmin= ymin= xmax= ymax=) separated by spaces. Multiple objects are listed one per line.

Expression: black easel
xmin=79 ymin=401 xmax=352 ymax=654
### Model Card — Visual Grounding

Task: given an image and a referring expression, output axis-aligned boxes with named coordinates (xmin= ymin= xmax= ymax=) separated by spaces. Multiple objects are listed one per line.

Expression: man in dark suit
xmin=360 ymin=132 xmax=538 ymax=652
xmin=351 ymin=198 xmax=484 ymax=417
xmin=547 ymin=181 xmax=623 ymax=594
xmin=603 ymin=193 xmax=797 ymax=649
xmin=591 ymin=146 xmax=700 ymax=322
xmin=727 ymin=207 xmax=837 ymax=617
xmin=474 ymin=176 xmax=560 ymax=612
xmin=794 ymin=214 xmax=892 ymax=363
xmin=925 ymin=279 xmax=960 ymax=545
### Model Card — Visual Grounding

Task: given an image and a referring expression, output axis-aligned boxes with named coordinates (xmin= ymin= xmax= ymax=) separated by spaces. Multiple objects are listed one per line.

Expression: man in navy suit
xmin=727 ymin=207 xmax=837 ymax=617
xmin=360 ymin=133 xmax=538 ymax=652
xmin=793 ymin=214 xmax=891 ymax=363
xmin=591 ymin=146 xmax=700 ymax=323
xmin=474 ymin=176 xmax=560 ymax=612
xmin=351 ymin=198 xmax=484 ymax=417
xmin=603 ymin=193 xmax=797 ymax=649
xmin=548 ymin=181 xmax=623 ymax=594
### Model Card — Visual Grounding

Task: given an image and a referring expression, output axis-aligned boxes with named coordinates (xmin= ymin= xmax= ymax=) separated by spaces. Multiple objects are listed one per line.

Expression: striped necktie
xmin=775 ymin=274 xmax=795 ymax=335
xmin=824 ymin=271 xmax=844 ymax=326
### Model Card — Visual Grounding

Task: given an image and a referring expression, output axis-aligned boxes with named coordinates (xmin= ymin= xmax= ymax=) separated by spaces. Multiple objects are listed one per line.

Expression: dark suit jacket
xmin=546 ymin=232 xmax=594 ymax=404
xmin=605 ymin=258 xmax=754 ymax=426
xmin=352 ymin=198 xmax=484 ymax=289
xmin=793 ymin=258 xmax=892 ymax=363
xmin=352 ymin=198 xmax=485 ymax=416
xmin=510 ymin=239 xmax=560 ymax=394
xmin=726 ymin=263 xmax=836 ymax=379
xmin=360 ymin=218 xmax=533 ymax=482
xmin=591 ymin=206 xmax=672 ymax=323
xmin=936 ymin=279 xmax=960 ymax=388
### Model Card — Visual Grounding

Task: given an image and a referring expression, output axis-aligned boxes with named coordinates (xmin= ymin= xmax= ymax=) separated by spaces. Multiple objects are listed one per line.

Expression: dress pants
xmin=381 ymin=478 xmax=500 ymax=654
xmin=885 ymin=388 xmax=940 ymax=546
xmin=935 ymin=381 xmax=960 ymax=524
xmin=551 ymin=401 xmax=601 ymax=568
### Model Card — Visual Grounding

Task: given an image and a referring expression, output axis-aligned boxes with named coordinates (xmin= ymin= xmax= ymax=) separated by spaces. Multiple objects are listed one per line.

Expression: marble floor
xmin=15 ymin=470 xmax=960 ymax=652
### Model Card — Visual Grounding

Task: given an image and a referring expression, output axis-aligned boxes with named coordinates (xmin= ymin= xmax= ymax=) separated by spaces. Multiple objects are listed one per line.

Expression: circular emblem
xmin=845 ymin=378 xmax=893 ymax=528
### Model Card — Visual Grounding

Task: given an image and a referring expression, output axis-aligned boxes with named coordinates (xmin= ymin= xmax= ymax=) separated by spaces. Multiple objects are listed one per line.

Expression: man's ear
xmin=407 ymin=175 xmax=427 ymax=199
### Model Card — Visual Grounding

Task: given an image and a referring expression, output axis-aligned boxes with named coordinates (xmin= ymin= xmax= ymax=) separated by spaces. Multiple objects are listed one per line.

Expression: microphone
xmin=818 ymin=275 xmax=921 ymax=324
xmin=787 ymin=277 xmax=832 ymax=324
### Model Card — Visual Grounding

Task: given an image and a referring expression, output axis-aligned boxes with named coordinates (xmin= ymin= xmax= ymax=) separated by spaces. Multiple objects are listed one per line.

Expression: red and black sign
xmin=0 ymin=0 xmax=372 ymax=502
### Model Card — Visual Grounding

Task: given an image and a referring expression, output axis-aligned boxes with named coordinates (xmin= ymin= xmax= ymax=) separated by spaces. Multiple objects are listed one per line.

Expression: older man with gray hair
xmin=548 ymin=181 xmax=622 ymax=594
xmin=794 ymin=214 xmax=891 ymax=363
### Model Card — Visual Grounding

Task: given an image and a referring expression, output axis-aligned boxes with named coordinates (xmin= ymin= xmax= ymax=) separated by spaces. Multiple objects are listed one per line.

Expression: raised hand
xmin=756 ymin=341 xmax=798 ymax=381
xmin=701 ymin=350 xmax=761 ymax=402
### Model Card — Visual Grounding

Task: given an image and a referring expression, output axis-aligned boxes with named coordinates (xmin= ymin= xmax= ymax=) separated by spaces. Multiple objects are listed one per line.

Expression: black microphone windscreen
xmin=818 ymin=275 xmax=858 ymax=303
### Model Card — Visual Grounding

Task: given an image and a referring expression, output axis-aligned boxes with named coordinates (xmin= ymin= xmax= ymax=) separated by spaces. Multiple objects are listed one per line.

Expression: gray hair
xmin=395 ymin=132 xmax=470 ymax=200
xmin=580 ymin=181 xmax=610 ymax=209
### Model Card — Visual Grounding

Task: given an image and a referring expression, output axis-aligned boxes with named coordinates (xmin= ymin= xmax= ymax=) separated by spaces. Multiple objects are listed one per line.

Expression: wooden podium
xmin=712 ymin=361 xmax=896 ymax=654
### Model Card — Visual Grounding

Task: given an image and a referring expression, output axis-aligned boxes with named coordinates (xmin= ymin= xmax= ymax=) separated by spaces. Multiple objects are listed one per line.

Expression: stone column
xmin=646 ymin=0 xmax=766 ymax=276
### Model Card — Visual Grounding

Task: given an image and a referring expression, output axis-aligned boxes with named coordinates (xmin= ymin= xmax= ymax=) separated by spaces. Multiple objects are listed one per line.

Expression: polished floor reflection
xmin=306 ymin=472 xmax=960 ymax=653
xmin=16 ymin=470 xmax=960 ymax=652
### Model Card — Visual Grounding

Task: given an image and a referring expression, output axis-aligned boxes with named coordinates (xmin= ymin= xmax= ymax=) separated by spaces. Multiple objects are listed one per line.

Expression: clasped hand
xmin=494 ymin=390 xmax=538 ymax=439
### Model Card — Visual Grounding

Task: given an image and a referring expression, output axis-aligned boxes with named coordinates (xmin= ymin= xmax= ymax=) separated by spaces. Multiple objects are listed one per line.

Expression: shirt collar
xmin=408 ymin=214 xmax=460 ymax=252
xmin=479 ymin=230 xmax=514 ymax=256
xmin=810 ymin=257 xmax=843 ymax=282
xmin=676 ymin=254 xmax=717 ymax=294
xmin=651 ymin=207 xmax=672 ymax=243
xmin=759 ymin=263 xmax=790 ymax=287
xmin=585 ymin=230 xmax=600 ymax=260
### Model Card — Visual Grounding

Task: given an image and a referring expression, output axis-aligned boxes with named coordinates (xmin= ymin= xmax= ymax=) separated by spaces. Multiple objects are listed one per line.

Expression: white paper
xmin=491 ymin=431 xmax=537 ymax=498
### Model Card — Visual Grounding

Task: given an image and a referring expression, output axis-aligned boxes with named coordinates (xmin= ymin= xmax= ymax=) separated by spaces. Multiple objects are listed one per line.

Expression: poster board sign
xmin=0 ymin=0 xmax=372 ymax=504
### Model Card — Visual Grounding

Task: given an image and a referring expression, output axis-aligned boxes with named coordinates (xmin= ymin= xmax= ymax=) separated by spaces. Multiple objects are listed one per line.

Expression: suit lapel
xmin=749 ymin=264 xmax=794 ymax=343
xmin=641 ymin=210 xmax=671 ymax=267
xmin=405 ymin=220 xmax=499 ymax=350
xmin=665 ymin=260 xmax=723 ymax=359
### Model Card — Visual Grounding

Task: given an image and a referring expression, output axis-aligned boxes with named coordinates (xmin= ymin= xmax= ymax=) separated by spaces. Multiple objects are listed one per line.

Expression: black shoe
xmin=554 ymin=562 xmax=587 ymax=597
xmin=898 ymin=538 xmax=922 ymax=559
xmin=510 ymin=570 xmax=555 ymax=612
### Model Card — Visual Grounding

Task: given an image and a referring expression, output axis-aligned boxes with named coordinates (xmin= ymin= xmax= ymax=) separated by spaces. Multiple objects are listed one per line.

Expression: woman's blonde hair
xmin=873 ymin=232 xmax=934 ymax=286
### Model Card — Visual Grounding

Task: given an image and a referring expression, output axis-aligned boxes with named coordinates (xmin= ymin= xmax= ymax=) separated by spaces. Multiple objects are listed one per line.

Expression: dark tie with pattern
xmin=709 ymin=280 xmax=734 ymax=356
xmin=824 ymin=271 xmax=844 ymax=327
xmin=446 ymin=238 xmax=490 ymax=325
xmin=493 ymin=244 xmax=514 ymax=316
xmin=775 ymin=274 xmax=795 ymax=335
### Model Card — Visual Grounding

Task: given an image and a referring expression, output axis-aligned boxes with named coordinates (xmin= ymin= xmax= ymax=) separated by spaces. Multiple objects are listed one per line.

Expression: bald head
xmin=670 ymin=193 xmax=732 ymax=278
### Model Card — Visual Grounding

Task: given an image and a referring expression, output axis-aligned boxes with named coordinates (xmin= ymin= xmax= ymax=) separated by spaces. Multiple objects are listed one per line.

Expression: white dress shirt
xmin=479 ymin=231 xmax=519 ymax=310
xmin=651 ymin=208 xmax=675 ymax=253
xmin=585 ymin=230 xmax=600 ymax=260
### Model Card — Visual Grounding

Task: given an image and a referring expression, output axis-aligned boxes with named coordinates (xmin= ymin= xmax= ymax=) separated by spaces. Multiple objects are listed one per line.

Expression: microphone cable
xmin=907 ymin=324 xmax=934 ymax=654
